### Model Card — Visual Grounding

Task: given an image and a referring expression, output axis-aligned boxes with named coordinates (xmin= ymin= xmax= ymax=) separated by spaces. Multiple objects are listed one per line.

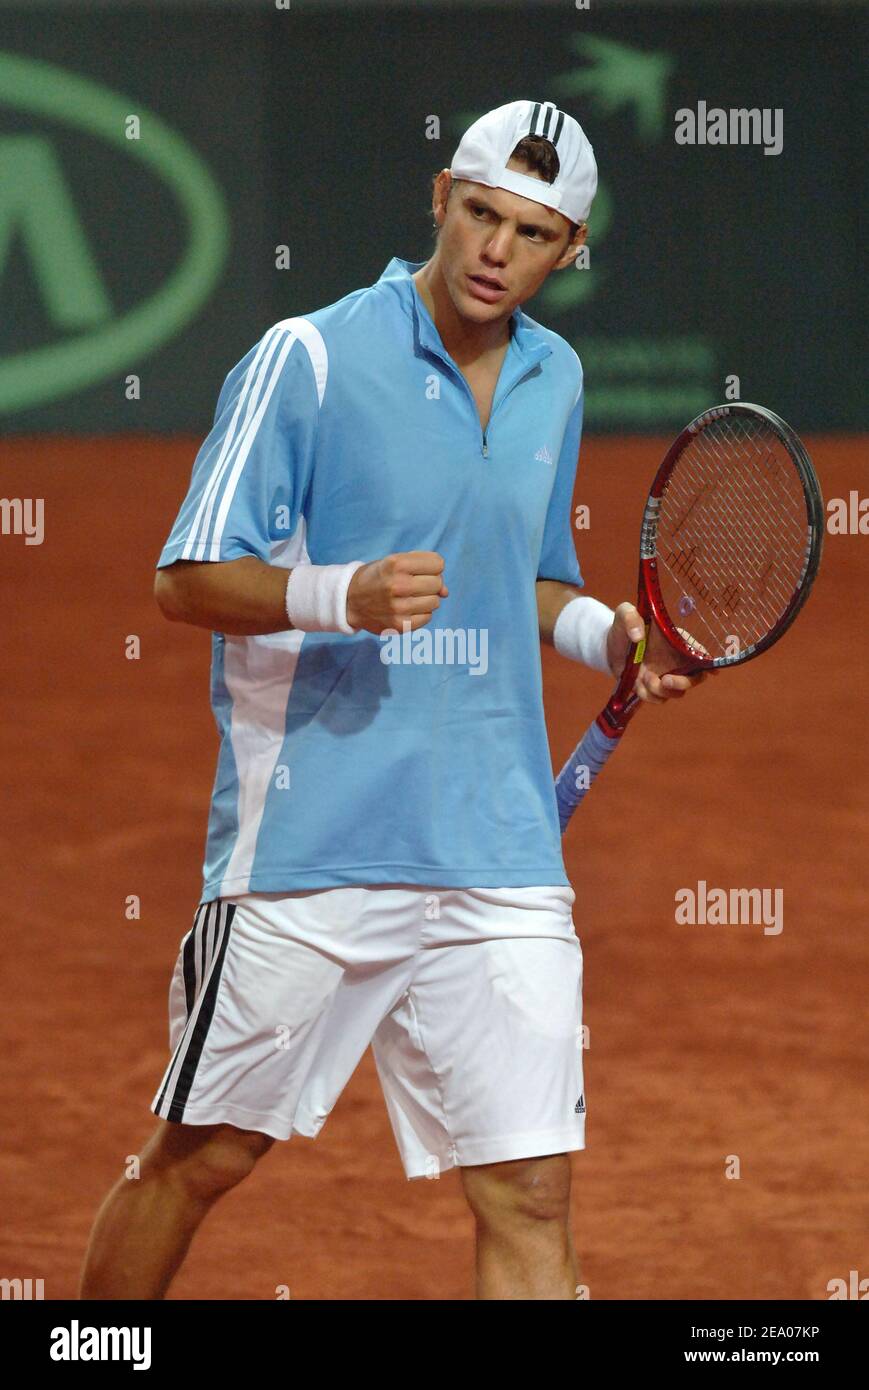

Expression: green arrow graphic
xmin=551 ymin=36 xmax=675 ymax=143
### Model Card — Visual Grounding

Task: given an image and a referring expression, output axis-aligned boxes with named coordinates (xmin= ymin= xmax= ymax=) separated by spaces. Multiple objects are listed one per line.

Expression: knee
xmin=145 ymin=1122 xmax=274 ymax=1203
xmin=461 ymin=1153 xmax=572 ymax=1228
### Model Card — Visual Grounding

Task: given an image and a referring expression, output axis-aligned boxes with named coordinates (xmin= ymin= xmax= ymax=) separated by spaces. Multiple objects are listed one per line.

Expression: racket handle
xmin=555 ymin=719 xmax=621 ymax=833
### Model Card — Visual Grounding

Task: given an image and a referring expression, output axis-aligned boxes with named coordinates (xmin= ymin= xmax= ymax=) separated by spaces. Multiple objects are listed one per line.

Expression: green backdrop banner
xmin=0 ymin=4 xmax=863 ymax=433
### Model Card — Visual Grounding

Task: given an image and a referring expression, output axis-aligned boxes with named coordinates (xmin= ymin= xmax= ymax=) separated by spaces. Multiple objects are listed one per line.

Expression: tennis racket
xmin=555 ymin=402 xmax=824 ymax=833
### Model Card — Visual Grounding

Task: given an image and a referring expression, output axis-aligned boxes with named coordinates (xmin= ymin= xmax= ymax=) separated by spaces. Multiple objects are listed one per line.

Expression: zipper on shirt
xmin=478 ymin=370 xmax=530 ymax=458
xmin=427 ymin=345 xmax=535 ymax=460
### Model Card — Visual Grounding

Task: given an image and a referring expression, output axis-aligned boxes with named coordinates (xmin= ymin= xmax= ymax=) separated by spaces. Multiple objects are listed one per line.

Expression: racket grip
xmin=555 ymin=719 xmax=620 ymax=833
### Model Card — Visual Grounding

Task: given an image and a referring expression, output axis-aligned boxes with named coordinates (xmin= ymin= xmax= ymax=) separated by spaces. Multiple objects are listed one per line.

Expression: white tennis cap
xmin=450 ymin=99 xmax=598 ymax=225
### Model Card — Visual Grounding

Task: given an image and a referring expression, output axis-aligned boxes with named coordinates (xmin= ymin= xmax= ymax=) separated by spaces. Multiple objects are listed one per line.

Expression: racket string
xmin=663 ymin=464 xmax=798 ymax=608
xmin=691 ymin=420 xmax=808 ymax=552
xmin=655 ymin=416 xmax=811 ymax=658
xmin=660 ymin=432 xmax=807 ymax=647
xmin=665 ymin=462 xmax=803 ymax=612
xmin=659 ymin=489 xmax=802 ymax=645
xmin=715 ymin=418 xmax=809 ymax=544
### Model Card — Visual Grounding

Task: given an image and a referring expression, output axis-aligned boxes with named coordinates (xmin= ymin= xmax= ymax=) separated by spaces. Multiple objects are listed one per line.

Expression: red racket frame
xmin=596 ymin=402 xmax=824 ymax=740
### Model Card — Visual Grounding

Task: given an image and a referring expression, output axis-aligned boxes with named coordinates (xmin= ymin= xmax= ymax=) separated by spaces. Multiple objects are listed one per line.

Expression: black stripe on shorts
xmin=182 ymin=902 xmax=209 ymax=1018
xmin=158 ymin=901 xmax=236 ymax=1123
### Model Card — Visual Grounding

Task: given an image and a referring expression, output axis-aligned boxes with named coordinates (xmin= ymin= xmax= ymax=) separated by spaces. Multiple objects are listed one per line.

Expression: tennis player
xmin=81 ymin=100 xmax=702 ymax=1301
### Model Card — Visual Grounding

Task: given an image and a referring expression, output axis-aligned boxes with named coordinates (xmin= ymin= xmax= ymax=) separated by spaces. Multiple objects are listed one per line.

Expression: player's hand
xmin=607 ymin=601 xmax=707 ymax=705
xmin=346 ymin=550 xmax=449 ymax=635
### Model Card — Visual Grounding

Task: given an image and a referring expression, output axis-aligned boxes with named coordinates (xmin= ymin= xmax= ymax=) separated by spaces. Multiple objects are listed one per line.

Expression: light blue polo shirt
xmin=158 ymin=257 xmax=586 ymax=896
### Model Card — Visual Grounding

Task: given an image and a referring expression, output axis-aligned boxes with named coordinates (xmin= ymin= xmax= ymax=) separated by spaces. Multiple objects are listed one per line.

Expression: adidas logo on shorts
xmin=574 ymin=1093 xmax=585 ymax=1115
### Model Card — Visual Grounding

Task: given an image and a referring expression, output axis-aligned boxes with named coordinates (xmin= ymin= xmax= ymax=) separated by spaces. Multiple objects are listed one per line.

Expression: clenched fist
xmin=346 ymin=551 xmax=449 ymax=635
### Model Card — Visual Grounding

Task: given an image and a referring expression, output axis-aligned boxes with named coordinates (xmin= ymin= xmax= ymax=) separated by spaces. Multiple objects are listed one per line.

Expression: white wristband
xmin=553 ymin=595 xmax=615 ymax=674
xmin=284 ymin=561 xmax=365 ymax=635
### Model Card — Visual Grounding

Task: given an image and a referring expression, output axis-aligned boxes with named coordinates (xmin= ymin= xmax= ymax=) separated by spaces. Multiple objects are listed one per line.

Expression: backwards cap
xmin=450 ymin=99 xmax=598 ymax=224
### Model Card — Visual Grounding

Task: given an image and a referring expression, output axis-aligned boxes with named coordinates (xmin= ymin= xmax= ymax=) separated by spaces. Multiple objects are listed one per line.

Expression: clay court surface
xmin=1 ymin=433 xmax=865 ymax=1300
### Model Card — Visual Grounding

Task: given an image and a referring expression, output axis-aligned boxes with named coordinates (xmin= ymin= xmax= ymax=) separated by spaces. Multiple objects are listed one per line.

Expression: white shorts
xmin=150 ymin=884 xmax=586 ymax=1180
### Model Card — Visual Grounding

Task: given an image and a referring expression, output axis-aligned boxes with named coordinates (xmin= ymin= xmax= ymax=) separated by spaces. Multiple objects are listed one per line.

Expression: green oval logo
xmin=0 ymin=51 xmax=229 ymax=414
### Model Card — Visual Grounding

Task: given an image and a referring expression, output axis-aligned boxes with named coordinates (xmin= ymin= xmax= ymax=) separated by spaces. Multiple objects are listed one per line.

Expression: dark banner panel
xmin=0 ymin=4 xmax=863 ymax=433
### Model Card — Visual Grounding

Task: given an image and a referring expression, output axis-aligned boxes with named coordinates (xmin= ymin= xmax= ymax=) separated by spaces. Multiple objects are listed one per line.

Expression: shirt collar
xmin=377 ymin=257 xmax=552 ymax=372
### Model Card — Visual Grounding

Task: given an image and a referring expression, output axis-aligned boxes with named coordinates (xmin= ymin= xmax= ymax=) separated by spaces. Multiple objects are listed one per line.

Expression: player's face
xmin=432 ymin=161 xmax=586 ymax=324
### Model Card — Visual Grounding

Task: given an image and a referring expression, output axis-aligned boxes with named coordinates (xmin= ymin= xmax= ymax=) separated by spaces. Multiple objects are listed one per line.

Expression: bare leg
xmin=80 ymin=1120 xmax=274 ymax=1300
xmin=460 ymin=1152 xmax=579 ymax=1300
